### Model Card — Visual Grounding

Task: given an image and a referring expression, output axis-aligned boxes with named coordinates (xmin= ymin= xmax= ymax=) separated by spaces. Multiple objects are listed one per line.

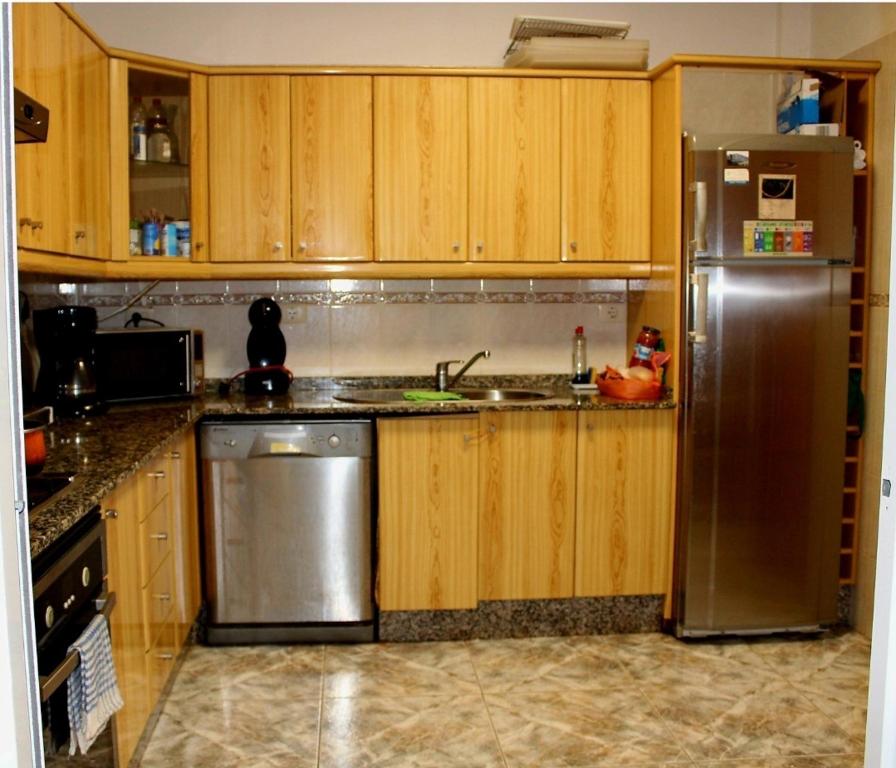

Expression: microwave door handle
xmin=690 ymin=181 xmax=707 ymax=254
xmin=38 ymin=591 xmax=117 ymax=702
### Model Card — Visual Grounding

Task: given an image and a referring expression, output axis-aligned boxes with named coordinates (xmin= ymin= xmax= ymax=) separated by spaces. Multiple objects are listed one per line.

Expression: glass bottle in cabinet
xmin=127 ymin=67 xmax=191 ymax=258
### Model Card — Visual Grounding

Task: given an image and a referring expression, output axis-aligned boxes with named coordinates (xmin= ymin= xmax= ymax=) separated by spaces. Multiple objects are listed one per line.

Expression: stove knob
xmin=328 ymin=434 xmax=341 ymax=449
xmin=81 ymin=566 xmax=91 ymax=588
xmin=44 ymin=605 xmax=54 ymax=629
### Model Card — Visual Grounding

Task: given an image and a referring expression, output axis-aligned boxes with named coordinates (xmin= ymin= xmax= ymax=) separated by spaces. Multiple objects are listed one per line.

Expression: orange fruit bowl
xmin=597 ymin=376 xmax=663 ymax=401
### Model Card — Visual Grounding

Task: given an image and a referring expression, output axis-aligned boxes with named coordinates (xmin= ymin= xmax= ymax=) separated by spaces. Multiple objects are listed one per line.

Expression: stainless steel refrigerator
xmin=674 ymin=133 xmax=855 ymax=637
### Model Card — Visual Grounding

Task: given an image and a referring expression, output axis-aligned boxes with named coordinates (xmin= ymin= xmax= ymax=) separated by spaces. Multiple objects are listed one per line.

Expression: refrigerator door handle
xmin=689 ymin=272 xmax=709 ymax=343
xmin=689 ymin=181 xmax=708 ymax=253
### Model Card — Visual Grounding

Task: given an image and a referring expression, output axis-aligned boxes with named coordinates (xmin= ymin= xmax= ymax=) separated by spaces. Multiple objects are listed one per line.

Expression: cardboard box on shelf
xmin=777 ymin=77 xmax=820 ymax=134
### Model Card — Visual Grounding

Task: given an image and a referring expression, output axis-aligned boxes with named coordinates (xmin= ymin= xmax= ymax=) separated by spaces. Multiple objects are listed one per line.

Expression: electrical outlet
xmin=598 ymin=304 xmax=620 ymax=321
xmin=284 ymin=306 xmax=306 ymax=325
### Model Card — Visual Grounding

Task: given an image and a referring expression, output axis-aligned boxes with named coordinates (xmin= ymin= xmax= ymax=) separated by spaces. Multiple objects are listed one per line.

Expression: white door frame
xmin=865 ymin=94 xmax=896 ymax=766
xmin=0 ymin=1 xmax=41 ymax=764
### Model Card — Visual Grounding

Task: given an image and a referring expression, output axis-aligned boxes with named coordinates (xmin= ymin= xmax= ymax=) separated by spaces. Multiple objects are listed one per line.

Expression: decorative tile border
xmin=378 ymin=596 xmax=664 ymax=642
xmin=23 ymin=279 xmax=627 ymax=309
xmin=869 ymin=293 xmax=889 ymax=307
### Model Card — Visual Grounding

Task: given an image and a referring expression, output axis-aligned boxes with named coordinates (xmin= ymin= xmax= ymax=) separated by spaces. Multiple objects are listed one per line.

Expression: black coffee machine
xmin=33 ymin=306 xmax=105 ymax=417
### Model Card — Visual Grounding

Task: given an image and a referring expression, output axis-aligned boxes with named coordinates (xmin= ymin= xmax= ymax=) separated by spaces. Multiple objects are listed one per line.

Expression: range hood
xmin=14 ymin=88 xmax=48 ymax=144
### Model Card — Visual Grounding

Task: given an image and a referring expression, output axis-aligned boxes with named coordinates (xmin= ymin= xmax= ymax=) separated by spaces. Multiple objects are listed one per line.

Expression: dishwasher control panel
xmin=201 ymin=420 xmax=372 ymax=460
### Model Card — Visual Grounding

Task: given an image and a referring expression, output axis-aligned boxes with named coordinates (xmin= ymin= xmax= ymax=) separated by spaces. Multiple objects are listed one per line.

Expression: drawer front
xmin=142 ymin=552 xmax=175 ymax=651
xmin=146 ymin=618 xmax=177 ymax=704
xmin=139 ymin=495 xmax=172 ymax=586
xmin=140 ymin=454 xmax=170 ymax=520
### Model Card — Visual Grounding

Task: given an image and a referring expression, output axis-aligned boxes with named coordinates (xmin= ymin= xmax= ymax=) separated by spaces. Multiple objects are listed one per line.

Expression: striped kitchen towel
xmin=66 ymin=614 xmax=124 ymax=755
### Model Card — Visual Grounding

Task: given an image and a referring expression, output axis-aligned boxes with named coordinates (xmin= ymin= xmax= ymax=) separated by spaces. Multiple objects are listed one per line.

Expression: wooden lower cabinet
xmin=377 ymin=416 xmax=479 ymax=610
xmin=104 ymin=476 xmax=151 ymax=768
xmin=479 ymin=411 xmax=577 ymax=600
xmin=169 ymin=430 xmax=201 ymax=648
xmin=104 ymin=426 xmax=200 ymax=767
xmin=575 ymin=409 xmax=676 ymax=596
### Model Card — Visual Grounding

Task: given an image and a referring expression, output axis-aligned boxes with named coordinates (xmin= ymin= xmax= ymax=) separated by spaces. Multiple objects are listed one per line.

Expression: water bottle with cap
xmin=572 ymin=326 xmax=588 ymax=383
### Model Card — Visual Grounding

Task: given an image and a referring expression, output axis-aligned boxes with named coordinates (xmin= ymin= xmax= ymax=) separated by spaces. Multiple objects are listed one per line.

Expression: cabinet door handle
xmin=156 ymin=652 xmax=174 ymax=660
xmin=74 ymin=230 xmax=86 ymax=240
xmin=167 ymin=451 xmax=181 ymax=460
xmin=148 ymin=470 xmax=166 ymax=479
xmin=273 ymin=241 xmax=284 ymax=252
xmin=298 ymin=241 xmax=308 ymax=252
xmin=149 ymin=532 xmax=169 ymax=541
xmin=30 ymin=220 xmax=43 ymax=231
xmin=569 ymin=241 xmax=578 ymax=253
xmin=195 ymin=241 xmax=204 ymax=251
xmin=452 ymin=241 xmax=461 ymax=253
xmin=18 ymin=217 xmax=31 ymax=228
xmin=104 ymin=508 xmax=119 ymax=519
xmin=476 ymin=241 xmax=484 ymax=254
xmin=153 ymin=592 xmax=172 ymax=602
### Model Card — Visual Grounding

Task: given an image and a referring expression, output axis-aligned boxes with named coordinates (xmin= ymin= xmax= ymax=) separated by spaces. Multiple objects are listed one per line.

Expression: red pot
xmin=24 ymin=419 xmax=47 ymax=476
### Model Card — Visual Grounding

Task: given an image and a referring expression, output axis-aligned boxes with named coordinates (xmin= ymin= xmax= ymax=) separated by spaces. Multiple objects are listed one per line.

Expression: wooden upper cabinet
xmin=378 ymin=416 xmax=479 ymax=610
xmin=375 ymin=76 xmax=468 ymax=262
xmin=208 ymin=75 xmax=291 ymax=262
xmin=479 ymin=411 xmax=576 ymax=599
xmin=575 ymin=409 xmax=675 ymax=597
xmin=469 ymin=77 xmax=560 ymax=262
xmin=67 ymin=20 xmax=110 ymax=260
xmin=292 ymin=75 xmax=373 ymax=261
xmin=13 ymin=3 xmax=73 ymax=256
xmin=562 ymin=79 xmax=650 ymax=263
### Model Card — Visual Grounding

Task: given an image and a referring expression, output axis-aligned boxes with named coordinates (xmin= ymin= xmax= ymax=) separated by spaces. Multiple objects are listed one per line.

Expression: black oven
xmin=31 ymin=509 xmax=117 ymax=767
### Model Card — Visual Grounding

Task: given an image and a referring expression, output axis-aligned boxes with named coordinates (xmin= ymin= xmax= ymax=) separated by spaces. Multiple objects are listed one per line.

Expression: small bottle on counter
xmin=572 ymin=326 xmax=589 ymax=383
xmin=629 ymin=326 xmax=661 ymax=369
xmin=130 ymin=96 xmax=147 ymax=161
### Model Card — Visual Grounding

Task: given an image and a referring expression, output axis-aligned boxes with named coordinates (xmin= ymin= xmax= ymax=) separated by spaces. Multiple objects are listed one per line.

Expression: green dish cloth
xmin=402 ymin=390 xmax=466 ymax=402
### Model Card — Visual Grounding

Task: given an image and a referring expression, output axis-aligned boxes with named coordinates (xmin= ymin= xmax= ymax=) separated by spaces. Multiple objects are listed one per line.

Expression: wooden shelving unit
xmin=807 ymin=68 xmax=876 ymax=584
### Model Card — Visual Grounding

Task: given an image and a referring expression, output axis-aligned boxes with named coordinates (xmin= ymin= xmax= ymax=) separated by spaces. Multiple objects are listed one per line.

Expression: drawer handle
xmin=149 ymin=532 xmax=169 ymax=541
xmin=104 ymin=508 xmax=119 ymax=519
xmin=156 ymin=652 xmax=174 ymax=660
xmin=30 ymin=220 xmax=43 ymax=231
xmin=148 ymin=471 xmax=166 ymax=479
xmin=167 ymin=451 xmax=181 ymax=459
xmin=153 ymin=593 xmax=172 ymax=602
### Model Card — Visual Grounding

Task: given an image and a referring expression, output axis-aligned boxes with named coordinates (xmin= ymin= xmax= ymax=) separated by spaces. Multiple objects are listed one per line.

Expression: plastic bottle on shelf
xmin=572 ymin=326 xmax=588 ymax=383
xmin=629 ymin=326 xmax=661 ymax=369
xmin=130 ymin=96 xmax=147 ymax=161
xmin=146 ymin=98 xmax=173 ymax=163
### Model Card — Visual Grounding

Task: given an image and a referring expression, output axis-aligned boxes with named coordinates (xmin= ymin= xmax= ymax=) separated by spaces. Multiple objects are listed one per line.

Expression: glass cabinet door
xmin=125 ymin=66 xmax=192 ymax=260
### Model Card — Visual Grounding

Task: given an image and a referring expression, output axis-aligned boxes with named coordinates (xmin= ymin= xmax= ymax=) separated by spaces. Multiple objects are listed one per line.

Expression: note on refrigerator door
xmin=758 ymin=174 xmax=797 ymax=219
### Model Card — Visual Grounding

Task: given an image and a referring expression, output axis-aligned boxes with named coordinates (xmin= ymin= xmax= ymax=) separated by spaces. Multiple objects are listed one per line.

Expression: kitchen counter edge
xmin=28 ymin=391 xmax=675 ymax=558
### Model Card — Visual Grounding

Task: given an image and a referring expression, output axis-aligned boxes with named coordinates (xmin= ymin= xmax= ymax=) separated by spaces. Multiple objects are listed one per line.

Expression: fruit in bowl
xmin=597 ymin=352 xmax=670 ymax=401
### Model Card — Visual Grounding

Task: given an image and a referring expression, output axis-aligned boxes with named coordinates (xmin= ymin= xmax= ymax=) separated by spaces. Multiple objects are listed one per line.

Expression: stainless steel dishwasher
xmin=200 ymin=419 xmax=375 ymax=644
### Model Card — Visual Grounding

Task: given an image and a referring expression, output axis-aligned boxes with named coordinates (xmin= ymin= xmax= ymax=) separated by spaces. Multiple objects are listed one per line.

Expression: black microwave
xmin=94 ymin=328 xmax=203 ymax=403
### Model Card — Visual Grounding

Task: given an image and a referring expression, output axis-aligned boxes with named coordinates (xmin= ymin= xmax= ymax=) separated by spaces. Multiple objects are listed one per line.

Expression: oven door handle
xmin=39 ymin=591 xmax=117 ymax=702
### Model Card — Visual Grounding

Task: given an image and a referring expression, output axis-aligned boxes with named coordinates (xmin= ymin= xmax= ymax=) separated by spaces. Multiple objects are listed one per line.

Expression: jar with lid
xmin=146 ymin=98 xmax=173 ymax=163
xmin=629 ymin=326 xmax=661 ymax=369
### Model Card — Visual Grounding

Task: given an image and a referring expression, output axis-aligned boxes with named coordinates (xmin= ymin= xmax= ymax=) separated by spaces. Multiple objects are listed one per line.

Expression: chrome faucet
xmin=434 ymin=350 xmax=491 ymax=391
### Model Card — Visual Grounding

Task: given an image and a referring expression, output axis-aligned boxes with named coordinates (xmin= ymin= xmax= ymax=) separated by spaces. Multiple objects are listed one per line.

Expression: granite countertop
xmin=28 ymin=375 xmax=675 ymax=558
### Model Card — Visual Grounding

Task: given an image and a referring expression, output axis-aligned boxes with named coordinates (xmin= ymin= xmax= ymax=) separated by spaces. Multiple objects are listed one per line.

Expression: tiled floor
xmin=138 ymin=630 xmax=869 ymax=767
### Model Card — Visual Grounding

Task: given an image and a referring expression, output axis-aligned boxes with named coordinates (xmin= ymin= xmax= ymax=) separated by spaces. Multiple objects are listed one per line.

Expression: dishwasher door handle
xmin=249 ymin=451 xmax=323 ymax=459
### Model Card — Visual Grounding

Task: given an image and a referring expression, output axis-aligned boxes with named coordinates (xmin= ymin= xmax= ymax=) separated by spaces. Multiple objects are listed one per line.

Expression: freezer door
xmin=685 ymin=134 xmax=854 ymax=263
xmin=676 ymin=263 xmax=848 ymax=634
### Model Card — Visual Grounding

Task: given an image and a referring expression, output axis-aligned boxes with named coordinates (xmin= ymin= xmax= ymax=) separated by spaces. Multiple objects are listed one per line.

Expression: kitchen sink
xmin=332 ymin=388 xmax=553 ymax=404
